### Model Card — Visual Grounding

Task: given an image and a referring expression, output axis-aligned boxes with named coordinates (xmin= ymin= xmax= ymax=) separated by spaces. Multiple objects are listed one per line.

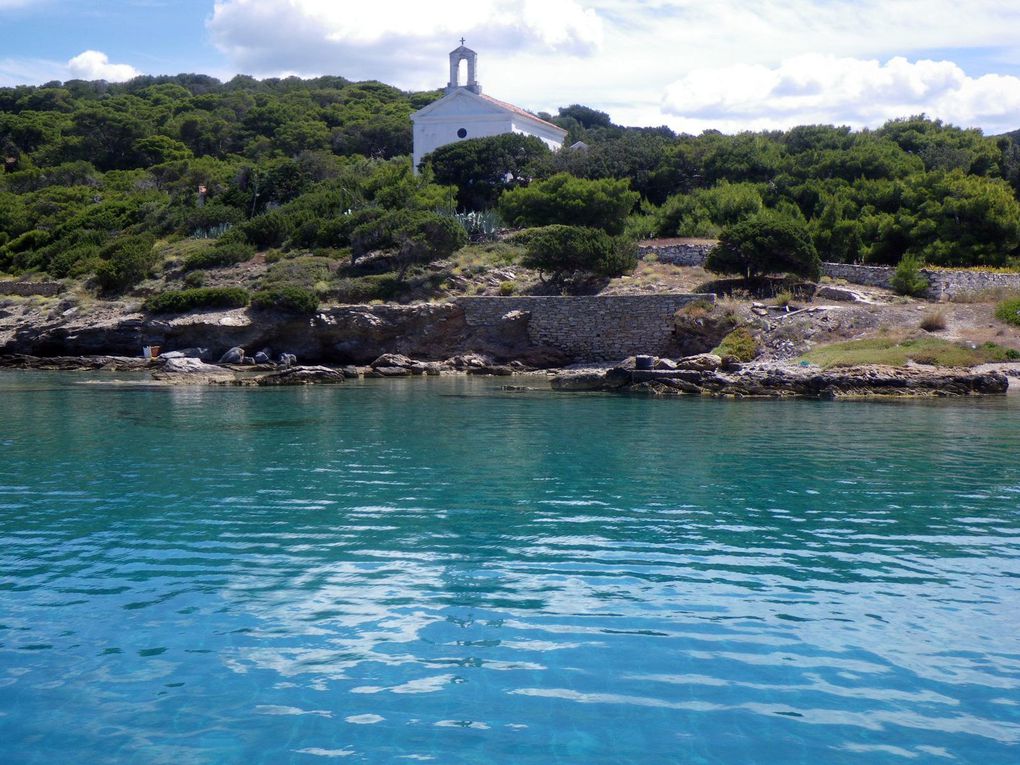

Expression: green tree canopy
xmin=425 ymin=133 xmax=551 ymax=211
xmin=498 ymin=173 xmax=639 ymax=235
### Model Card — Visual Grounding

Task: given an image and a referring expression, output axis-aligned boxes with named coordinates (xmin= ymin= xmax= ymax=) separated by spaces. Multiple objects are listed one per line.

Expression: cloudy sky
xmin=1 ymin=0 xmax=1019 ymax=135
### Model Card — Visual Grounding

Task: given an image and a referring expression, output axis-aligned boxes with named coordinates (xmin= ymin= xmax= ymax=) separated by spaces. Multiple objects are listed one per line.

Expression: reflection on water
xmin=1 ymin=372 xmax=1019 ymax=764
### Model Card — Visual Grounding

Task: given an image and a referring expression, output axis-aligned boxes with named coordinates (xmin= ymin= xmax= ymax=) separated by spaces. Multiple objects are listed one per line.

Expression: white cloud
xmin=208 ymin=0 xmax=603 ymax=86
xmin=203 ymin=0 xmax=1020 ymax=133
xmin=661 ymin=55 xmax=1020 ymax=134
xmin=67 ymin=50 xmax=140 ymax=82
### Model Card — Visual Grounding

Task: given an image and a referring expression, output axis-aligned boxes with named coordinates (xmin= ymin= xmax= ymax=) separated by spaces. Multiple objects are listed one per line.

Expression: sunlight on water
xmin=1 ymin=372 xmax=1019 ymax=764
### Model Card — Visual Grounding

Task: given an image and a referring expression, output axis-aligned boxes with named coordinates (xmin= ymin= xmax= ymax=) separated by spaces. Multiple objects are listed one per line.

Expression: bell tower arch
xmin=447 ymin=41 xmax=481 ymax=94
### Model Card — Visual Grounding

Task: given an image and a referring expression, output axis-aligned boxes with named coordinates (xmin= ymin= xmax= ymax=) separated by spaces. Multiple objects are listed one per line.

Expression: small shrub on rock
xmin=144 ymin=287 xmax=250 ymax=314
xmin=251 ymin=285 xmax=319 ymax=314
xmin=995 ymin=297 xmax=1020 ymax=326
xmin=891 ymin=253 xmax=930 ymax=297
xmin=712 ymin=327 xmax=758 ymax=362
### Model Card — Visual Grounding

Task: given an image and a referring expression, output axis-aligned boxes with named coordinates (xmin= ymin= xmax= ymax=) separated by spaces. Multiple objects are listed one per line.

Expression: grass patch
xmin=451 ymin=242 xmax=525 ymax=271
xmin=800 ymin=336 xmax=1020 ymax=368
xmin=325 ymin=273 xmax=403 ymax=304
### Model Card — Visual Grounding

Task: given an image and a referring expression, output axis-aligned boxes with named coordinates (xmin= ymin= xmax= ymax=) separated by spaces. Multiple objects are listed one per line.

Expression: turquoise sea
xmin=1 ymin=372 xmax=1019 ymax=764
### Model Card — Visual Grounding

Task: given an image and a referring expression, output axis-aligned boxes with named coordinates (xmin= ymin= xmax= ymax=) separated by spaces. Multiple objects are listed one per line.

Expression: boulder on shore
xmin=218 ymin=347 xmax=244 ymax=364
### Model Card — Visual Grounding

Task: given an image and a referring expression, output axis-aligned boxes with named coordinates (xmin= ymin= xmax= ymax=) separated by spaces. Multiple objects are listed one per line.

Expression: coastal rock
xmin=466 ymin=364 xmax=514 ymax=376
xmin=0 ymin=354 xmax=153 ymax=371
xmin=368 ymin=366 xmax=411 ymax=377
xmin=151 ymin=357 xmax=235 ymax=384
xmin=676 ymin=353 xmax=723 ymax=371
xmin=551 ymin=363 xmax=1009 ymax=398
xmin=242 ymin=365 xmax=345 ymax=386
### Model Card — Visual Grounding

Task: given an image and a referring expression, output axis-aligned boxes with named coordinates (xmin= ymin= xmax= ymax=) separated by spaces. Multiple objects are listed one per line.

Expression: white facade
xmin=411 ymin=45 xmax=567 ymax=172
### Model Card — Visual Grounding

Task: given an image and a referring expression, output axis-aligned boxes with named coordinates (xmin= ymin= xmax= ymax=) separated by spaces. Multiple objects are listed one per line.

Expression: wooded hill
xmin=1 ymin=73 xmax=1019 ymax=304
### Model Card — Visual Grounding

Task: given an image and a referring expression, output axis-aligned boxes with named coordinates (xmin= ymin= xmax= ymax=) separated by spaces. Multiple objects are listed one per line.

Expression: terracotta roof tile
xmin=478 ymin=94 xmax=566 ymax=133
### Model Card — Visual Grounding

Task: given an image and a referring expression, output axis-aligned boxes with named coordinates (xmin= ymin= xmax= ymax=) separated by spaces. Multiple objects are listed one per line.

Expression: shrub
xmin=774 ymin=289 xmax=794 ymax=308
xmin=995 ymin=297 xmax=1020 ymax=326
xmin=712 ymin=327 xmax=758 ymax=361
xmin=251 ymin=285 xmax=319 ymax=314
xmin=94 ymin=234 xmax=158 ymax=293
xmin=183 ymin=240 xmax=256 ymax=270
xmin=240 ymin=210 xmax=292 ymax=249
xmin=890 ymin=253 xmax=930 ymax=297
xmin=498 ymin=280 xmax=516 ymax=296
xmin=707 ymin=212 xmax=820 ymax=281
xmin=521 ymin=225 xmax=637 ymax=279
xmin=183 ymin=270 xmax=205 ymax=288
xmin=919 ymin=308 xmax=947 ymax=332
xmin=144 ymin=287 xmax=250 ymax=313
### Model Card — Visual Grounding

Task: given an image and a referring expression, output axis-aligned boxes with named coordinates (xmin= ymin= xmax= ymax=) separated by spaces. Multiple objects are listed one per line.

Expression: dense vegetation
xmin=1 ymin=74 xmax=1019 ymax=306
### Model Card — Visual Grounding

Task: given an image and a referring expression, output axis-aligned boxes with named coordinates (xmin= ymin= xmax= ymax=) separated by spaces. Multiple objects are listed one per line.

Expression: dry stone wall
xmin=638 ymin=242 xmax=714 ymax=266
xmin=821 ymin=263 xmax=1020 ymax=300
xmin=457 ymin=294 xmax=710 ymax=361
xmin=0 ymin=281 xmax=64 ymax=297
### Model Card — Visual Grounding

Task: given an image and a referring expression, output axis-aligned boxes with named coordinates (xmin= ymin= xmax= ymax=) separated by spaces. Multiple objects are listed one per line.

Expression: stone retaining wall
xmin=457 ymin=294 xmax=710 ymax=361
xmin=0 ymin=281 xmax=63 ymax=297
xmin=821 ymin=263 xmax=1020 ymax=300
xmin=638 ymin=242 xmax=714 ymax=266
xmin=820 ymin=263 xmax=895 ymax=289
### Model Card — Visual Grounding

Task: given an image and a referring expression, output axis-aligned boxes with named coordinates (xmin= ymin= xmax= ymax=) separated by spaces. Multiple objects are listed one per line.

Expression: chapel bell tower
xmin=447 ymin=41 xmax=481 ymax=94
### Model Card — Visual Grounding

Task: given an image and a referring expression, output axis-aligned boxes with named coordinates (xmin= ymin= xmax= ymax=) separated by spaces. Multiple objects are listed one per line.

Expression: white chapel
xmin=411 ymin=43 xmax=568 ymax=172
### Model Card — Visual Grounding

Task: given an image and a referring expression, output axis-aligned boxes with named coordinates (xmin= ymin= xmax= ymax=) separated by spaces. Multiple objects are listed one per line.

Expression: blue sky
xmin=2 ymin=0 xmax=1019 ymax=134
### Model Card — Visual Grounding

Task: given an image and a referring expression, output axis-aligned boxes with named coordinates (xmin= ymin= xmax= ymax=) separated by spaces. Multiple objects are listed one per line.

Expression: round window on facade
xmin=457 ymin=128 xmax=467 ymax=138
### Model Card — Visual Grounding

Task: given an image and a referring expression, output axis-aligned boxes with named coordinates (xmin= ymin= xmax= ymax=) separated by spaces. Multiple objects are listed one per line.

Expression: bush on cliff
xmin=183 ymin=240 xmax=256 ymax=271
xmin=251 ymin=285 xmax=319 ymax=314
xmin=707 ymin=212 xmax=820 ymax=281
xmin=144 ymin=287 xmax=251 ymax=313
xmin=94 ymin=234 xmax=159 ymax=293
xmin=520 ymin=225 xmax=637 ymax=280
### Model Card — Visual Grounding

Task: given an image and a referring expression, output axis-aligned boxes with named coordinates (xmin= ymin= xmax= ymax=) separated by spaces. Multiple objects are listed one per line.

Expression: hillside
xmin=1 ymin=73 xmax=1019 ymax=323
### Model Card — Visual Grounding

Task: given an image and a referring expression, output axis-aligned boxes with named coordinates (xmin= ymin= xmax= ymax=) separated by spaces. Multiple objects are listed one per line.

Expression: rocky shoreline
xmin=0 ymin=351 xmax=1012 ymax=398
xmin=550 ymin=356 xmax=1011 ymax=398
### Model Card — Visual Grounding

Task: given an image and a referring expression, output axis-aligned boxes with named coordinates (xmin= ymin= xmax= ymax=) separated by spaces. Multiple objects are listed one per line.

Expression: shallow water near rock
xmin=1 ymin=372 xmax=1019 ymax=764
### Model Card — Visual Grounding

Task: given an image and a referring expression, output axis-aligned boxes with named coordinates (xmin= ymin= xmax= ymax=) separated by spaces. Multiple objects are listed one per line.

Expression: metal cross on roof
xmin=460 ymin=37 xmax=466 ymax=46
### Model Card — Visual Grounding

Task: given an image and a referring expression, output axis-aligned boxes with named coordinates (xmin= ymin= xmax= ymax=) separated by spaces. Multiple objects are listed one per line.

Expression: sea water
xmin=1 ymin=372 xmax=1018 ymax=764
